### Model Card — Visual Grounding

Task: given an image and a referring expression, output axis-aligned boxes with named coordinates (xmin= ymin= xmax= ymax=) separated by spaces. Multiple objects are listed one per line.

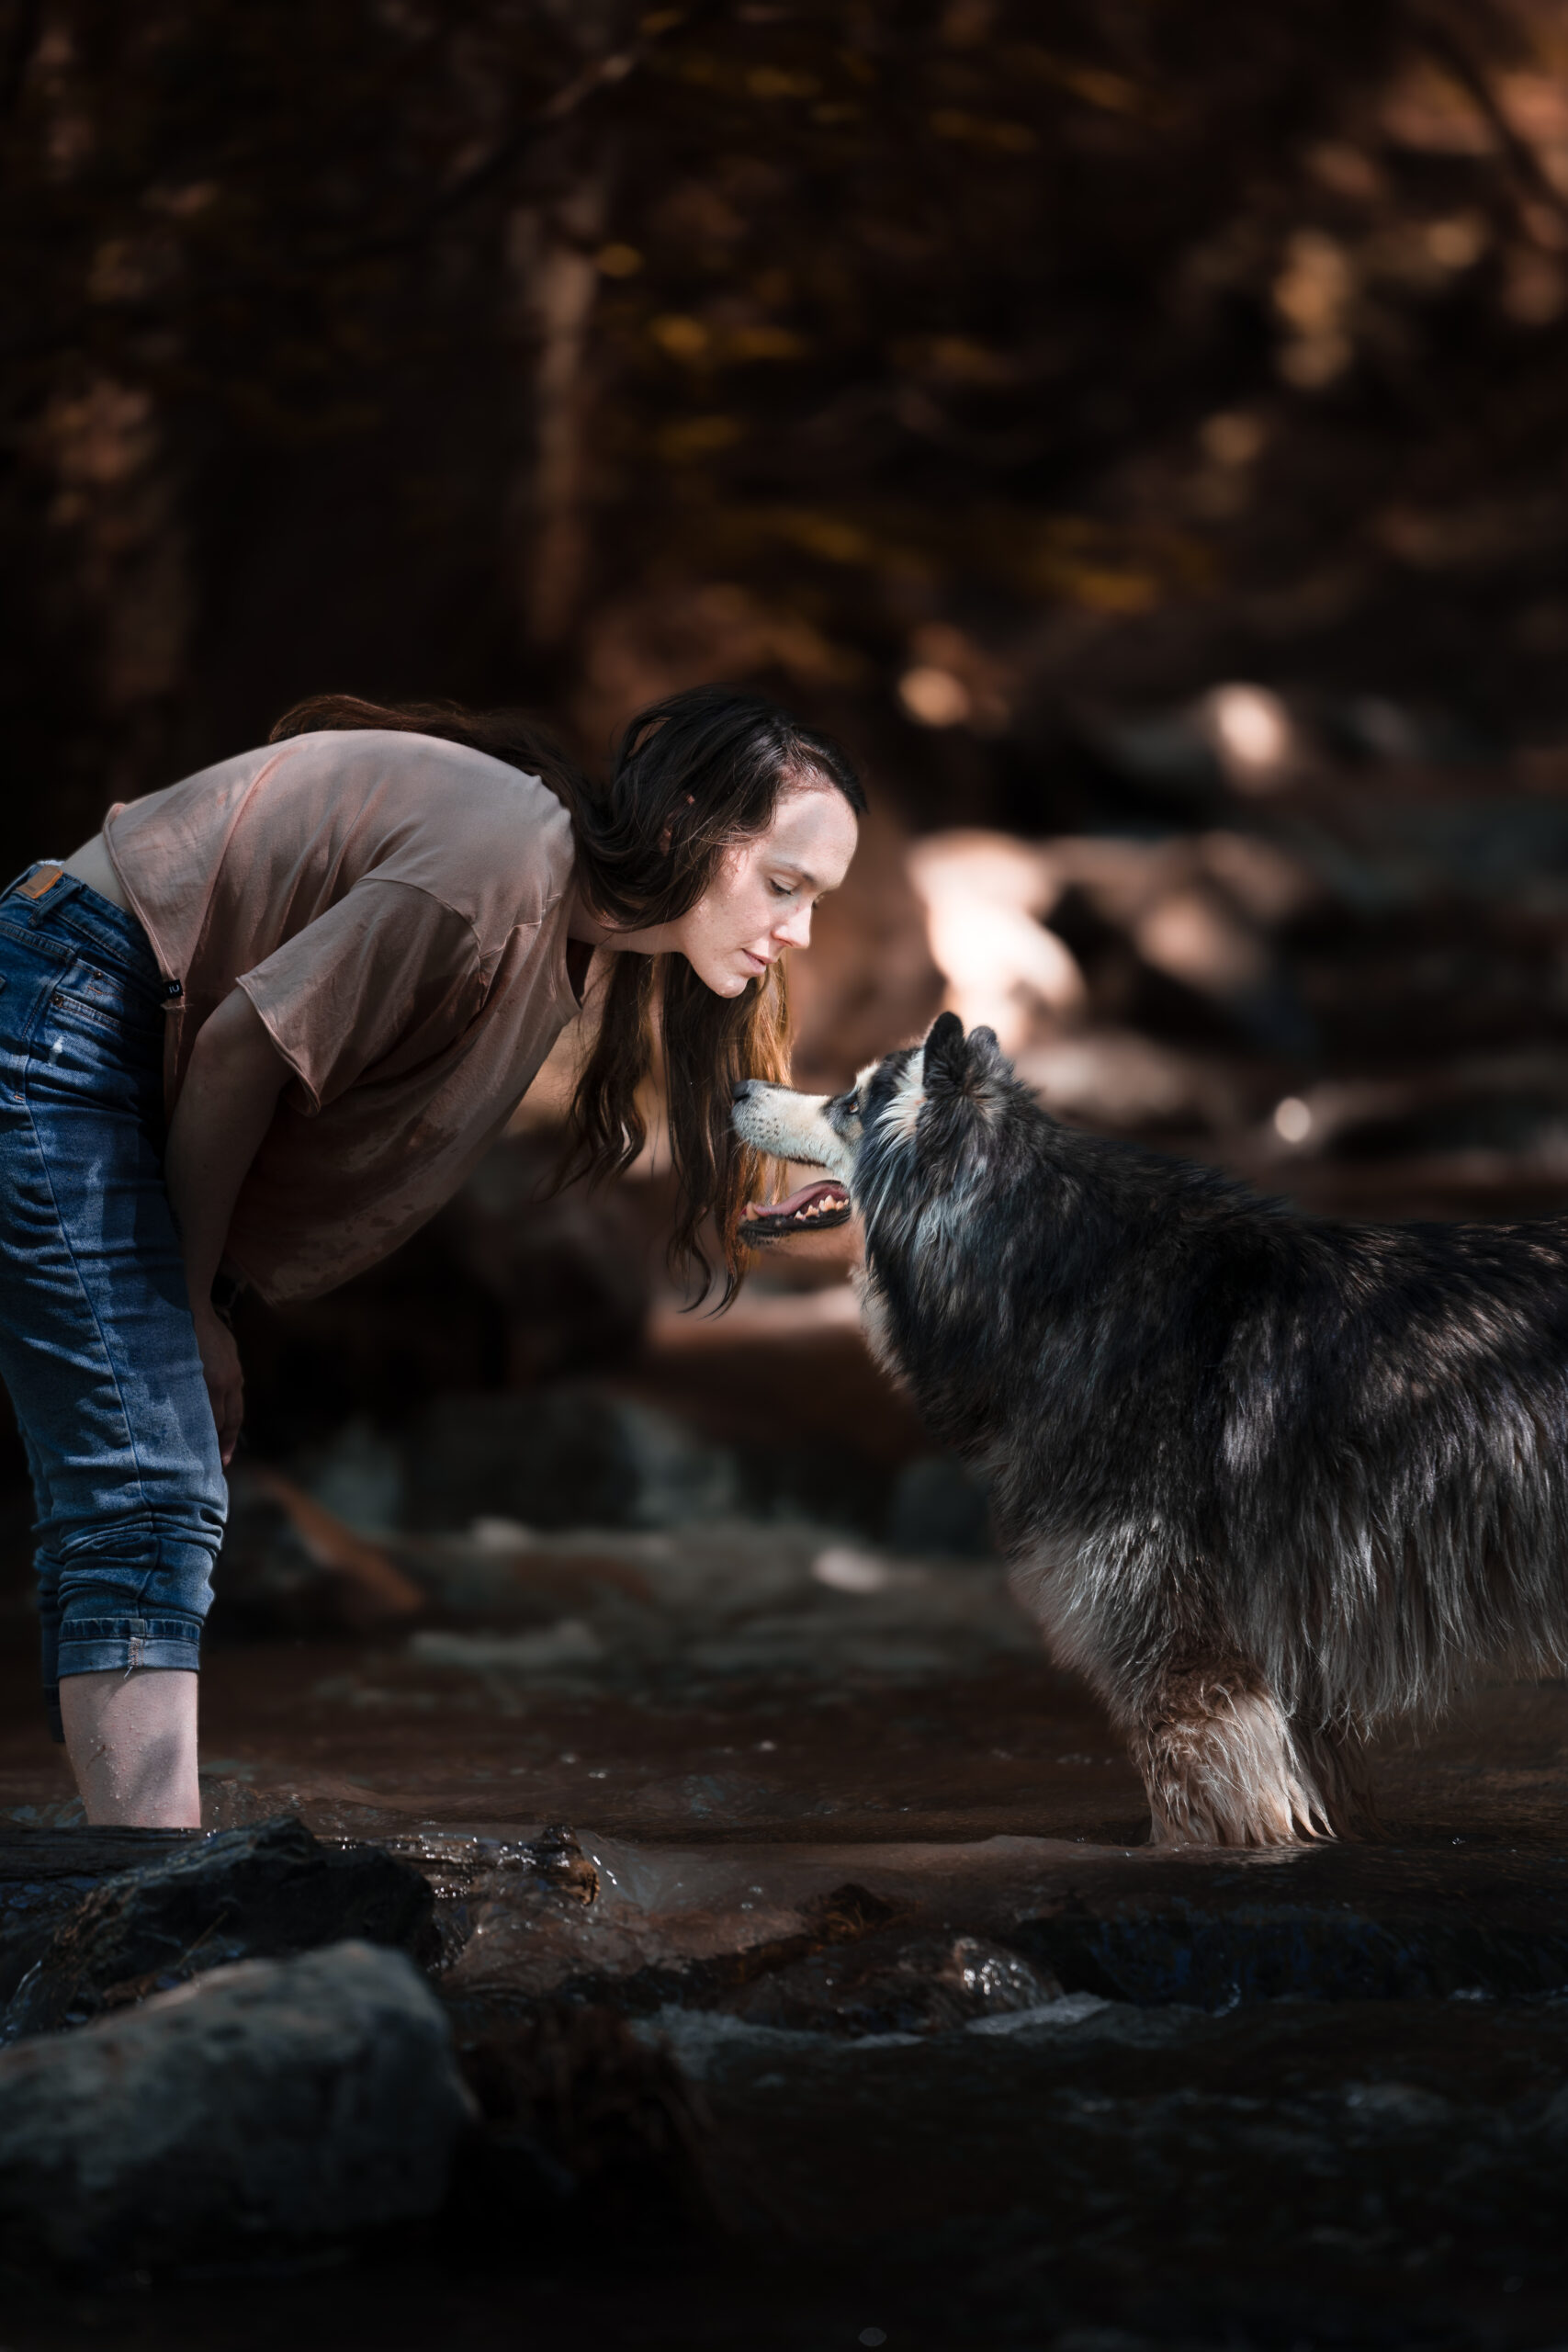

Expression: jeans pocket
xmin=47 ymin=981 xmax=162 ymax=1042
xmin=24 ymin=979 xmax=164 ymax=1104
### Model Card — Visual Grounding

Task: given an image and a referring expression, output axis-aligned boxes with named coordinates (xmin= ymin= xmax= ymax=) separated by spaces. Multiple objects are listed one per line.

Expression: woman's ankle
xmin=59 ymin=1665 xmax=201 ymax=1827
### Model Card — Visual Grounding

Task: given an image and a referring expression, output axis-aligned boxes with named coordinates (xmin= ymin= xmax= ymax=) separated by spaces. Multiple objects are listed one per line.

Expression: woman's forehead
xmin=757 ymin=781 xmax=859 ymax=876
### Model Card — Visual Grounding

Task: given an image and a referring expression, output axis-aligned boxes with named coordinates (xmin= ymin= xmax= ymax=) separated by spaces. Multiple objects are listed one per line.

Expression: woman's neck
xmin=566 ymin=884 xmax=675 ymax=958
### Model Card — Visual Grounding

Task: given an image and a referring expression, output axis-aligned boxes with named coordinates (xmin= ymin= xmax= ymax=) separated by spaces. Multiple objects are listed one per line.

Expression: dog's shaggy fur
xmin=734 ymin=1013 xmax=1568 ymax=1848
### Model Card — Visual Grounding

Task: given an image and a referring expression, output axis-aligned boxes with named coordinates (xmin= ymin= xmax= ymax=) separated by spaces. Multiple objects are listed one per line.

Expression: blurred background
xmin=6 ymin=0 xmax=1568 ymax=1709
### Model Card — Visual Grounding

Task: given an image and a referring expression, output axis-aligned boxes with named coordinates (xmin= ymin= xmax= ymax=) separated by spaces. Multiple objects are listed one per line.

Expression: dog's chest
xmin=852 ymin=1267 xmax=908 ymax=1390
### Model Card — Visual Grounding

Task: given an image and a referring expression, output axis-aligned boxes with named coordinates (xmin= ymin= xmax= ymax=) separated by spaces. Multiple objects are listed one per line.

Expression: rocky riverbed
xmin=1 ymin=1470 xmax=1566 ymax=2351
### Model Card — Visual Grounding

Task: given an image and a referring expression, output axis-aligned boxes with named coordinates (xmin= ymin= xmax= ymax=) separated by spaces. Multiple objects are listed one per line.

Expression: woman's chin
xmin=697 ymin=962 xmax=753 ymax=998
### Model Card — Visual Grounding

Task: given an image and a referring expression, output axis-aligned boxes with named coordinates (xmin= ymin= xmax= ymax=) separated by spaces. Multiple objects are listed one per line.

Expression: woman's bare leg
xmin=60 ymin=1667 xmax=201 ymax=1827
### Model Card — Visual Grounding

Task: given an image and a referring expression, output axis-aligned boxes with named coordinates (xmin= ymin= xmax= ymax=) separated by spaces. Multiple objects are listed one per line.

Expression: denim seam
xmin=20 ymin=1069 xmax=161 ymax=1611
xmin=46 ymin=924 xmax=159 ymax=989
xmin=62 ymin=1615 xmax=201 ymax=1634
xmin=3 ymin=875 xmax=158 ymax=979
xmin=61 ymin=1609 xmax=202 ymax=1627
xmin=0 ymin=921 xmax=70 ymax=961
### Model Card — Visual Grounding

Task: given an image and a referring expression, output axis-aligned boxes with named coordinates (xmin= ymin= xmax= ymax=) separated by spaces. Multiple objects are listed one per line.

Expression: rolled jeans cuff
xmin=55 ymin=1612 xmax=204 ymax=1680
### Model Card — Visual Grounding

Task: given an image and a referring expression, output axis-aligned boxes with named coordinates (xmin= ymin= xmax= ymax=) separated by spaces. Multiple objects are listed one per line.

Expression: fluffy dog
xmin=733 ymin=1012 xmax=1568 ymax=1847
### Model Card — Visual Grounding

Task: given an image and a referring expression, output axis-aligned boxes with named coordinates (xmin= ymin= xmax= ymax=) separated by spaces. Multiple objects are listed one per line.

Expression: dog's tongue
xmin=746 ymin=1179 xmax=846 ymax=1220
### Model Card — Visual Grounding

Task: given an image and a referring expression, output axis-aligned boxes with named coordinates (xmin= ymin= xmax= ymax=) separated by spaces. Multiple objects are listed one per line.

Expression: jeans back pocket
xmin=22 ymin=960 xmax=164 ymax=1107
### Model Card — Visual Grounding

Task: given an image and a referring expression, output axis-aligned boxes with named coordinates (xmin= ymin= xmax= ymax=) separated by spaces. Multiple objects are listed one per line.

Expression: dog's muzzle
xmin=732 ymin=1082 xmax=854 ymax=1241
xmin=741 ymin=1177 xmax=854 ymax=1242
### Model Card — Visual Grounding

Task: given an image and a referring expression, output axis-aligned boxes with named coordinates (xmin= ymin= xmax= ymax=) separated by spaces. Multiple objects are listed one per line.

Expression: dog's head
xmin=731 ymin=1012 xmax=1017 ymax=1245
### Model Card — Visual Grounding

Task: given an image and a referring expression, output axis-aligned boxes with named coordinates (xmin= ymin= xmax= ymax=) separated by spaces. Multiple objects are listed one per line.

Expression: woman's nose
xmin=775 ymin=904 xmax=813 ymax=949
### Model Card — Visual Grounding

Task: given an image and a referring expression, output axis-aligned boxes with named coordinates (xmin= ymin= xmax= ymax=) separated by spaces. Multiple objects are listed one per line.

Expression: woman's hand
xmin=163 ymin=988 xmax=291 ymax=1470
xmin=193 ymin=1305 xmax=244 ymax=1464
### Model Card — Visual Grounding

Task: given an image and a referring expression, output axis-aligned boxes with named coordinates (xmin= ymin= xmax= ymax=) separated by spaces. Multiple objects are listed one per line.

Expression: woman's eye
xmin=767 ymin=879 xmax=793 ymax=899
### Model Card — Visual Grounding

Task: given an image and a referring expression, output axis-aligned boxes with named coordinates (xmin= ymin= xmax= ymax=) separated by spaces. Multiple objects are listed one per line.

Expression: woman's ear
xmin=659 ymin=791 xmax=698 ymax=856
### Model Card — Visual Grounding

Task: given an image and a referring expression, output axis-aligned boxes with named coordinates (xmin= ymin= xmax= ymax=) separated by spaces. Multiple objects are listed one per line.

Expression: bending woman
xmin=0 ymin=686 xmax=863 ymax=1826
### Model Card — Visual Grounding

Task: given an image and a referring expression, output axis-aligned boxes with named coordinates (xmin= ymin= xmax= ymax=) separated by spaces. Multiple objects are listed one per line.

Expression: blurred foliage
xmin=4 ymin=0 xmax=1568 ymax=854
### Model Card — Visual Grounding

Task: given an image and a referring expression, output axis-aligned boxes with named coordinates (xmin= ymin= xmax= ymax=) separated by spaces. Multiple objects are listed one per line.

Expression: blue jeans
xmin=0 ymin=866 xmax=226 ymax=1739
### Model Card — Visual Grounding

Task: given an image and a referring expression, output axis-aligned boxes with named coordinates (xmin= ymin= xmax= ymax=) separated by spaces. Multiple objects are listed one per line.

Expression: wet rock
xmin=723 ymin=1928 xmax=1061 ymax=2037
xmin=528 ymin=1821 xmax=602 ymax=1907
xmin=431 ymin=1828 xmax=1568 ymax=2050
xmin=4 ymin=1815 xmax=436 ymax=2039
xmin=0 ymin=1826 xmax=197 ymax=2009
xmin=436 ymin=1860 xmax=907 ymax=2030
xmin=0 ymin=1941 xmax=472 ymax=2267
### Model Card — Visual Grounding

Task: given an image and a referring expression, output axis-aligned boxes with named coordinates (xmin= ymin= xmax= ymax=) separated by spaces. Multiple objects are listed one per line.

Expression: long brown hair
xmin=269 ymin=686 xmax=865 ymax=1300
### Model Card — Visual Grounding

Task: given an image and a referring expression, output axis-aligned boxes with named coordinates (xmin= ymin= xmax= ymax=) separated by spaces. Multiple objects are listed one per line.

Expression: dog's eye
xmin=843 ymin=1094 xmax=861 ymax=1116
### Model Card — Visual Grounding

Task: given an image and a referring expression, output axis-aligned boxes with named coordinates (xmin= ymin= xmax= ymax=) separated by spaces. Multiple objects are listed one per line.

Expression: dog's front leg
xmin=1125 ymin=1659 xmax=1345 ymax=1848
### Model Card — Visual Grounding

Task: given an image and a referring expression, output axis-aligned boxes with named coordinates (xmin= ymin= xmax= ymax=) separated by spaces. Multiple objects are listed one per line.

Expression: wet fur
xmin=733 ymin=1014 xmax=1568 ymax=1848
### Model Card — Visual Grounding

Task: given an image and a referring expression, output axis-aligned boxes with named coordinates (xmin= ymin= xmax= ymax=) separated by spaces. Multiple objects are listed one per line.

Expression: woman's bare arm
xmin=163 ymin=989 xmax=292 ymax=1464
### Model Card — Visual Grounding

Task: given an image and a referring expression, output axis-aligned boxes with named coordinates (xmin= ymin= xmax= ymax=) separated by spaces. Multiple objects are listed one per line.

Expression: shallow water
xmin=5 ymin=1515 xmax=1568 ymax=2347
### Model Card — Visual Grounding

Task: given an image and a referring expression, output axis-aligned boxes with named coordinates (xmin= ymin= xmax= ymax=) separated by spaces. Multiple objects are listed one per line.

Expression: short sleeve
xmin=235 ymin=878 xmax=486 ymax=1114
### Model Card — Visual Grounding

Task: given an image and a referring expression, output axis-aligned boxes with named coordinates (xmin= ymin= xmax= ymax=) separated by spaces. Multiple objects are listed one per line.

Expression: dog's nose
xmin=732 ymin=1080 xmax=753 ymax=1102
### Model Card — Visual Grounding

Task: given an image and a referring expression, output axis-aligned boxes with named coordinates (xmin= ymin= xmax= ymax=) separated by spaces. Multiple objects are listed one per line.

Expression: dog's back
xmin=925 ymin=1113 xmax=1568 ymax=1727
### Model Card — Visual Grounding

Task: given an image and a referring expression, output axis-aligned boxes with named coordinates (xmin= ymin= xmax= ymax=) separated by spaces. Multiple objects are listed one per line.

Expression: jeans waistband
xmin=2 ymin=865 xmax=162 ymax=986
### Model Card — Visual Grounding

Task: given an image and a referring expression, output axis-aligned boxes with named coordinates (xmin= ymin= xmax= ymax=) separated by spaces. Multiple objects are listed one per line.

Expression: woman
xmin=0 ymin=686 xmax=863 ymax=1828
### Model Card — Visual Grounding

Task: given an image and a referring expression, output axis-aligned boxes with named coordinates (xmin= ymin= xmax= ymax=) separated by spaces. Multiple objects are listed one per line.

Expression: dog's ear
xmin=922 ymin=1011 xmax=967 ymax=1091
xmin=966 ymin=1025 xmax=1006 ymax=1077
xmin=923 ymin=1014 xmax=1010 ymax=1092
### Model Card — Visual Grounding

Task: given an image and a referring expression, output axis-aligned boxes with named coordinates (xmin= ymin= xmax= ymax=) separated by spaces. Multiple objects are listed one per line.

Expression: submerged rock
xmin=0 ymin=1941 xmax=471 ymax=2267
xmin=4 ymin=1815 xmax=435 ymax=2039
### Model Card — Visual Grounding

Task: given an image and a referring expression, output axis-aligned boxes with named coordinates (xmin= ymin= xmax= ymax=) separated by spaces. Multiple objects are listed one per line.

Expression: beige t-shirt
xmin=104 ymin=729 xmax=581 ymax=1304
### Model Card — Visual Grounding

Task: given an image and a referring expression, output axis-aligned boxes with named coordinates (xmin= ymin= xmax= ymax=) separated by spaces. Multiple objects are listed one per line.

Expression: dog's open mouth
xmin=742 ymin=1177 xmax=853 ymax=1242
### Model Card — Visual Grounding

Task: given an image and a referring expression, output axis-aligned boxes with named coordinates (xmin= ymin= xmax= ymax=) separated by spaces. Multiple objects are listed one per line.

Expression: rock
xmin=723 ymin=1929 xmax=1061 ymax=2037
xmin=0 ymin=1941 xmax=472 ymax=2267
xmin=0 ymin=1826 xmax=197 ymax=2010
xmin=5 ymin=1815 xmax=436 ymax=2039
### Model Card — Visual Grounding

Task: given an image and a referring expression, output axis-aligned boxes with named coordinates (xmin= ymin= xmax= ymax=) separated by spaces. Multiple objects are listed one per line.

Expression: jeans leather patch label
xmin=18 ymin=865 xmax=64 ymax=900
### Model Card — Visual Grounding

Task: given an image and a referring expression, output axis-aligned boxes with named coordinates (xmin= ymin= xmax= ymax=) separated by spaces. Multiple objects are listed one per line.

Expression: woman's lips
xmin=740 ymin=949 xmax=771 ymax=973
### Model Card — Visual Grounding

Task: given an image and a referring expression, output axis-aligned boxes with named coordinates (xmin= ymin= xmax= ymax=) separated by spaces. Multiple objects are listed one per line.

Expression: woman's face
xmin=671 ymin=782 xmax=860 ymax=999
